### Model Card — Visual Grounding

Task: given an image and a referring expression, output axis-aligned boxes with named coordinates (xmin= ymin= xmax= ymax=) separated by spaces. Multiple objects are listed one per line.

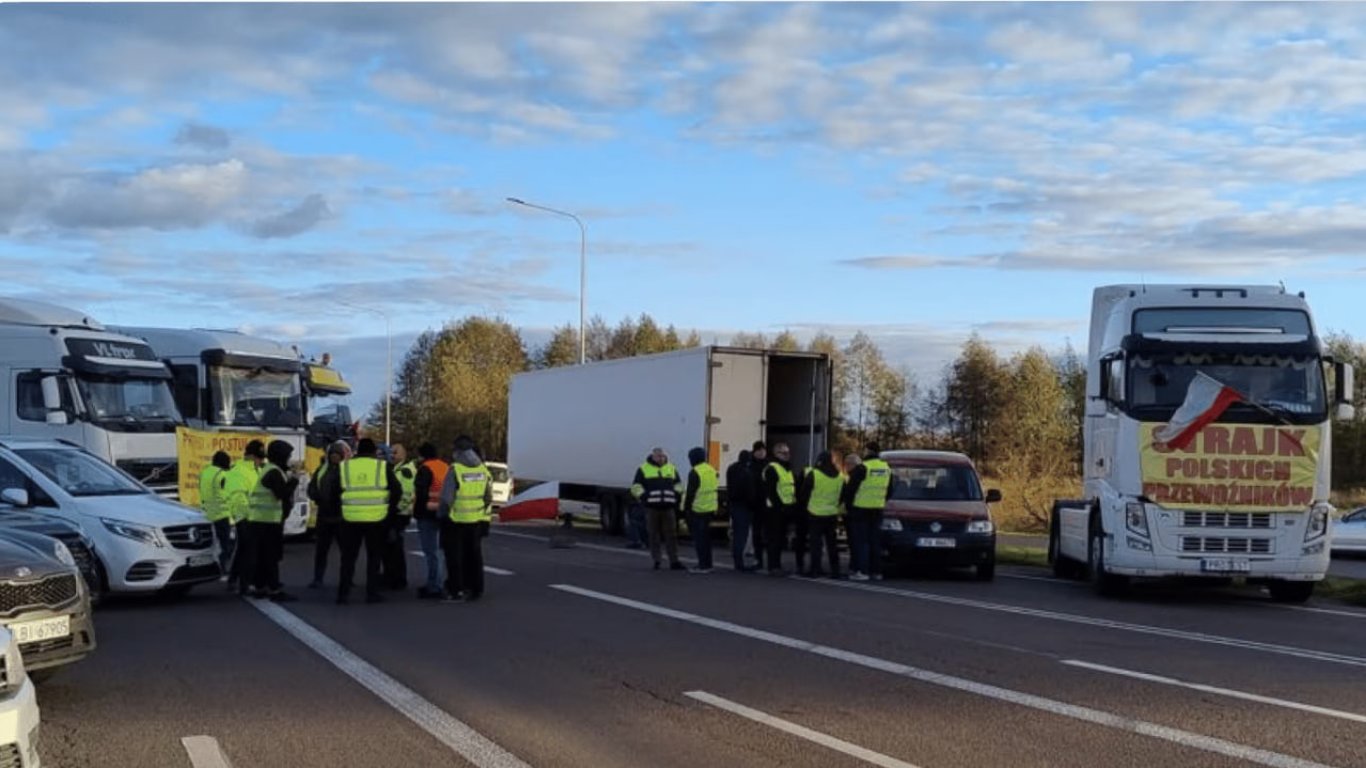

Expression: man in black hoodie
xmin=801 ymin=452 xmax=844 ymax=578
xmin=763 ymin=442 xmax=802 ymax=575
xmin=255 ymin=440 xmax=300 ymax=602
xmin=748 ymin=441 xmax=769 ymax=570
xmin=682 ymin=447 xmax=719 ymax=573
xmin=725 ymin=449 xmax=754 ymax=571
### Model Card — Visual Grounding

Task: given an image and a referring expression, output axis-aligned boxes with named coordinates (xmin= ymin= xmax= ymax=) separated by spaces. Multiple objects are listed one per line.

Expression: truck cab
xmin=0 ymin=298 xmax=182 ymax=495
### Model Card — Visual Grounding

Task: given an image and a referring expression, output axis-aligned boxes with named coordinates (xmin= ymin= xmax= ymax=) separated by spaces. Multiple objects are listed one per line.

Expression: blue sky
xmin=6 ymin=3 xmax=1366 ymax=412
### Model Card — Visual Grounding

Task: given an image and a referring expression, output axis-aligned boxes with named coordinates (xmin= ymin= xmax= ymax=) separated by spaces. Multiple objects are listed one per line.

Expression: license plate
xmin=11 ymin=616 xmax=70 ymax=644
xmin=188 ymin=554 xmax=216 ymax=568
xmin=881 ymin=519 xmax=903 ymax=532
xmin=916 ymin=537 xmax=957 ymax=548
xmin=1201 ymin=558 xmax=1250 ymax=574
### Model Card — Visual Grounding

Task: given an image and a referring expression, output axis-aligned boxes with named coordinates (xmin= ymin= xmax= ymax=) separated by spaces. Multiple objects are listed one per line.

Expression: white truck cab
xmin=0 ymin=298 xmax=181 ymax=495
xmin=1050 ymin=285 xmax=1353 ymax=603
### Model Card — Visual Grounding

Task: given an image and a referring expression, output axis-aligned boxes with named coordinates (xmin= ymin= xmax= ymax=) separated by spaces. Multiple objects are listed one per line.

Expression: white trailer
xmin=0 ymin=298 xmax=181 ymax=494
xmin=508 ymin=346 xmax=833 ymax=534
xmin=1049 ymin=285 xmax=1354 ymax=603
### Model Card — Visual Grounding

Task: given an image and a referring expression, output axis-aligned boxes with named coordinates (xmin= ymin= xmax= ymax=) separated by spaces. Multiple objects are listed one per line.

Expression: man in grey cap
xmin=439 ymin=436 xmax=494 ymax=602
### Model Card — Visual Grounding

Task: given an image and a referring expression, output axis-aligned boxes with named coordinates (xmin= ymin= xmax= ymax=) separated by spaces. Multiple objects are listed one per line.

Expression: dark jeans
xmin=689 ymin=512 xmax=714 ymax=570
xmin=627 ymin=503 xmax=648 ymax=547
xmin=729 ymin=503 xmax=752 ymax=569
xmin=212 ymin=518 xmax=235 ymax=573
xmin=249 ymin=521 xmax=284 ymax=593
xmin=441 ymin=520 xmax=484 ymax=598
xmin=338 ymin=520 xmax=385 ymax=598
xmin=382 ymin=515 xmax=411 ymax=589
xmin=765 ymin=504 xmax=806 ymax=572
xmin=751 ymin=505 xmax=767 ymax=570
xmin=417 ymin=517 xmax=443 ymax=591
xmin=312 ymin=518 xmax=341 ymax=583
xmin=807 ymin=515 xmax=840 ymax=576
xmin=848 ymin=507 xmax=885 ymax=576
xmin=646 ymin=506 xmax=680 ymax=565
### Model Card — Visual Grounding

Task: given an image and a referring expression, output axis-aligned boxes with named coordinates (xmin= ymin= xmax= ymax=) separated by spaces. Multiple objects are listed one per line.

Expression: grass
xmin=995 ymin=544 xmax=1049 ymax=569
xmin=1312 ymin=576 xmax=1366 ymax=607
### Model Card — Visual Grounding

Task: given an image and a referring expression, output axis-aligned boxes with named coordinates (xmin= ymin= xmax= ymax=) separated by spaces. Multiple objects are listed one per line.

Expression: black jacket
xmin=725 ymin=456 xmax=753 ymax=508
xmin=413 ymin=464 xmax=435 ymax=520
xmin=763 ymin=459 xmax=793 ymax=510
xmin=307 ymin=463 xmax=343 ymax=523
xmin=260 ymin=461 xmax=300 ymax=521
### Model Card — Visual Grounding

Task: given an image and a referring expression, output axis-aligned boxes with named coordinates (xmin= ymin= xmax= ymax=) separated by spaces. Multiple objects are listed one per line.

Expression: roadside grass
xmin=995 ymin=544 xmax=1049 ymax=569
xmin=1314 ymin=576 xmax=1366 ymax=607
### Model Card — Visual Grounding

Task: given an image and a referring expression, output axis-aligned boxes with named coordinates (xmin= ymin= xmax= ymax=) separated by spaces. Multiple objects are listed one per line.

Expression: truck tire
xmin=598 ymin=494 xmax=617 ymax=535
xmin=1088 ymin=522 xmax=1129 ymax=597
xmin=1267 ymin=581 xmax=1314 ymax=604
xmin=1048 ymin=506 xmax=1082 ymax=580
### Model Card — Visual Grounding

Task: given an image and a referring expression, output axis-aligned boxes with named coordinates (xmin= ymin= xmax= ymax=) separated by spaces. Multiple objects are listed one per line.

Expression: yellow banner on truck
xmin=1139 ymin=423 xmax=1320 ymax=512
xmin=176 ymin=427 xmax=275 ymax=508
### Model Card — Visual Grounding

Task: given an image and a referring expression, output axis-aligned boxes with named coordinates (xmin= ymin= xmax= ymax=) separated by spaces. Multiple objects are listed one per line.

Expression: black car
xmin=0 ymin=504 xmax=101 ymax=604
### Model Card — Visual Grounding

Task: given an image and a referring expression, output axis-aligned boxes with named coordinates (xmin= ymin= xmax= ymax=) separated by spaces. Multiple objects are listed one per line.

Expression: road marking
xmin=1061 ymin=660 xmax=1366 ymax=725
xmin=998 ymin=572 xmax=1070 ymax=584
xmin=553 ymin=584 xmax=1336 ymax=768
xmin=182 ymin=736 xmax=233 ymax=768
xmin=484 ymin=566 xmax=515 ymax=576
xmin=1276 ymin=604 xmax=1366 ymax=620
xmin=685 ymin=691 xmax=920 ymax=768
xmin=249 ymin=600 xmax=530 ymax=768
xmin=493 ymin=529 xmax=728 ymax=568
xmin=796 ymin=577 xmax=1366 ymax=669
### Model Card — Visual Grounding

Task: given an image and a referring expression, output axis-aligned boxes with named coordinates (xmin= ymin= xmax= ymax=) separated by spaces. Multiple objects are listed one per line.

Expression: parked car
xmin=878 ymin=450 xmax=1001 ymax=581
xmin=0 ymin=503 xmax=100 ymax=603
xmin=0 ymin=438 xmax=220 ymax=597
xmin=0 ymin=527 xmax=96 ymax=679
xmin=1332 ymin=507 xmax=1366 ymax=555
xmin=487 ymin=462 xmax=513 ymax=508
xmin=0 ymin=625 xmax=41 ymax=767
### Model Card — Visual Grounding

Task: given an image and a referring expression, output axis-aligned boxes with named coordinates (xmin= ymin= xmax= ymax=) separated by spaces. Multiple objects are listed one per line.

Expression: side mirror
xmin=40 ymin=376 xmax=69 ymax=426
xmin=0 ymin=488 xmax=30 ymax=508
xmin=985 ymin=489 xmax=1002 ymax=503
xmin=1334 ymin=360 xmax=1355 ymax=408
xmin=1337 ymin=403 xmax=1357 ymax=422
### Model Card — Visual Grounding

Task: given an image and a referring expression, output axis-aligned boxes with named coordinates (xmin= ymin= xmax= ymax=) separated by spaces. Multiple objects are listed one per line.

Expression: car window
xmin=0 ymin=456 xmax=31 ymax=493
xmin=1346 ymin=509 xmax=1366 ymax=524
xmin=889 ymin=464 xmax=984 ymax=502
xmin=13 ymin=448 xmax=147 ymax=497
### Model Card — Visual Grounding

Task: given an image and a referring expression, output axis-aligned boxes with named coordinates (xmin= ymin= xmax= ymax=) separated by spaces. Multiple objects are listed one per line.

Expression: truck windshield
xmin=208 ymin=365 xmax=304 ymax=428
xmin=1129 ymin=353 xmax=1326 ymax=419
xmin=15 ymin=448 xmax=148 ymax=497
xmin=74 ymin=375 xmax=182 ymax=431
xmin=889 ymin=465 xmax=983 ymax=502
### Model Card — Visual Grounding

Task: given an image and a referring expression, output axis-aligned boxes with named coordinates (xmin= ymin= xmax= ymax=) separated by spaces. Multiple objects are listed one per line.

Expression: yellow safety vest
xmin=247 ymin=465 xmax=284 ymax=524
xmin=198 ymin=466 xmax=228 ymax=522
xmin=222 ymin=460 xmax=258 ymax=524
xmin=450 ymin=463 xmax=491 ymax=524
xmin=341 ymin=457 xmax=389 ymax=523
xmin=692 ymin=463 xmax=719 ymax=514
xmin=632 ymin=462 xmax=681 ymax=507
xmin=766 ymin=463 xmax=796 ymax=507
xmin=853 ymin=458 xmax=892 ymax=509
xmin=395 ymin=461 xmax=417 ymax=517
xmin=807 ymin=468 xmax=843 ymax=517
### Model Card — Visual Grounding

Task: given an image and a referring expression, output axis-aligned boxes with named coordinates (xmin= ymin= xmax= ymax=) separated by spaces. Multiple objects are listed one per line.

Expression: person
xmin=329 ymin=438 xmax=399 ymax=604
xmin=413 ymin=442 xmax=448 ymax=599
xmin=725 ymin=449 xmax=755 ymax=571
xmin=439 ymin=436 xmax=493 ymax=602
xmin=682 ymin=447 xmax=719 ymax=574
xmin=843 ymin=441 xmax=893 ymax=582
xmin=631 ymin=447 xmax=685 ymax=571
xmin=763 ymin=442 xmax=800 ymax=576
xmin=383 ymin=443 xmax=416 ymax=590
xmin=246 ymin=440 xmax=299 ymax=602
xmin=802 ymin=452 xmax=844 ymax=578
xmin=748 ymin=441 xmax=770 ymax=570
xmin=306 ymin=440 xmax=350 ymax=588
xmin=199 ymin=451 xmax=234 ymax=578
xmin=222 ymin=440 xmax=266 ymax=596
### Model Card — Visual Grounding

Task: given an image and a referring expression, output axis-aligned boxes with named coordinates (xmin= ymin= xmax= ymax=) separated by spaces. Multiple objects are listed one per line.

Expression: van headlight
xmin=101 ymin=518 xmax=164 ymax=547
xmin=1305 ymin=503 xmax=1332 ymax=542
xmin=966 ymin=520 xmax=994 ymax=534
xmin=52 ymin=540 xmax=75 ymax=568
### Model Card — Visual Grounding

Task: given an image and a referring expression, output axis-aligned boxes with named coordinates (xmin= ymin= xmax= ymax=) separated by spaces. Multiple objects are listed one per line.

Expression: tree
xmin=535 ymin=324 xmax=580 ymax=369
xmin=771 ymin=330 xmax=801 ymax=352
xmin=871 ymin=366 xmax=916 ymax=448
xmin=729 ymin=331 xmax=768 ymax=349
xmin=808 ymin=332 xmax=849 ymax=449
xmin=843 ymin=332 xmax=896 ymax=450
xmin=992 ymin=347 xmax=1075 ymax=526
xmin=1057 ymin=342 xmax=1087 ymax=475
xmin=944 ymin=334 xmax=1008 ymax=466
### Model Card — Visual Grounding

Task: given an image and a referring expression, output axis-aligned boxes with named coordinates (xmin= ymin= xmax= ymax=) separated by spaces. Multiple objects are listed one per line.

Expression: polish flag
xmin=497 ymin=481 xmax=562 ymax=522
xmin=1154 ymin=372 xmax=1244 ymax=451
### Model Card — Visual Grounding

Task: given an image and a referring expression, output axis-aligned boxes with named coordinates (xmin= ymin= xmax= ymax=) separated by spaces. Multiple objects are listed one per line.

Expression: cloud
xmin=248 ymin=193 xmax=330 ymax=238
xmin=46 ymin=159 xmax=248 ymax=231
xmin=174 ymin=121 xmax=231 ymax=150
xmin=841 ymin=255 xmax=997 ymax=270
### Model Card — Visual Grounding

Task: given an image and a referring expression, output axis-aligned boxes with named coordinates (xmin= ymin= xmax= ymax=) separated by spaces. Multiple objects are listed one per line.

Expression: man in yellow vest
xmin=682 ymin=447 xmax=719 ymax=574
xmin=222 ymin=440 xmax=265 ymax=595
xmin=246 ymin=440 xmax=300 ymax=601
xmin=306 ymin=440 xmax=350 ymax=588
xmin=762 ymin=442 xmax=802 ymax=576
xmin=438 ymin=436 xmax=493 ymax=602
xmin=842 ymin=441 xmax=894 ymax=582
xmin=382 ymin=443 xmax=416 ymax=591
xmin=327 ymin=438 xmax=400 ymax=604
xmin=801 ymin=452 xmax=844 ymax=578
xmin=631 ymin=447 xmax=685 ymax=571
xmin=200 ymin=451 xmax=234 ymax=578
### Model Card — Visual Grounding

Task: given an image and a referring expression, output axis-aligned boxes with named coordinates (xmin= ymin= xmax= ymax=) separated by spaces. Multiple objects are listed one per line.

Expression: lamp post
xmin=339 ymin=301 xmax=392 ymax=446
xmin=506 ymin=196 xmax=587 ymax=365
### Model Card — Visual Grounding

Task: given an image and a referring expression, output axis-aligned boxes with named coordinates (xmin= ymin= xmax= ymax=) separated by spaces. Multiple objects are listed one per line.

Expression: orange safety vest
xmin=424 ymin=459 xmax=450 ymax=513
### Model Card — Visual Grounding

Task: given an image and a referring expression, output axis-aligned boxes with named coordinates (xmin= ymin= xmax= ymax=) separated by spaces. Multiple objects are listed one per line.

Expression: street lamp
xmin=507 ymin=196 xmax=587 ymax=365
xmin=339 ymin=301 xmax=392 ymax=447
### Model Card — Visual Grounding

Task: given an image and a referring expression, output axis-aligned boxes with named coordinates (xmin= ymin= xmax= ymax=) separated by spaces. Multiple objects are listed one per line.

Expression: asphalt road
xmin=32 ymin=523 xmax=1366 ymax=768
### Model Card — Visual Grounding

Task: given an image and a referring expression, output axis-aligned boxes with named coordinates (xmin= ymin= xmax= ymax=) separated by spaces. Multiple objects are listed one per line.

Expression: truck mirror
xmin=1085 ymin=398 xmax=1109 ymax=418
xmin=40 ymin=376 xmax=70 ymax=426
xmin=1334 ymin=361 xmax=1354 ymax=404
xmin=1337 ymin=403 xmax=1357 ymax=422
xmin=0 ymin=488 xmax=30 ymax=508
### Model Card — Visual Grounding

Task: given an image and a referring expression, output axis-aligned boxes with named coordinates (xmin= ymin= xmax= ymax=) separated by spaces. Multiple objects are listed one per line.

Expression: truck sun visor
xmin=61 ymin=338 xmax=172 ymax=379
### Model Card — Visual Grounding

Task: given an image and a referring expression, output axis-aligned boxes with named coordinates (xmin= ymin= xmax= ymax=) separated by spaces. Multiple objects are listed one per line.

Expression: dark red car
xmin=878 ymin=450 xmax=1002 ymax=581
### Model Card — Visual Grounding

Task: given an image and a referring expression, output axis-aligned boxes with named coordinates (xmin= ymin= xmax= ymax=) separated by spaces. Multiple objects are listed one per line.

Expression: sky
xmin=6 ymin=2 xmax=1366 ymax=414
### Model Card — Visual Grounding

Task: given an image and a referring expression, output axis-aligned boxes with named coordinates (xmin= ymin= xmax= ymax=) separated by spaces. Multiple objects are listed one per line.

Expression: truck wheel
xmin=1088 ymin=525 xmax=1129 ymax=597
xmin=1267 ymin=581 xmax=1314 ymax=604
xmin=598 ymin=494 xmax=616 ymax=534
xmin=1048 ymin=509 xmax=1081 ymax=580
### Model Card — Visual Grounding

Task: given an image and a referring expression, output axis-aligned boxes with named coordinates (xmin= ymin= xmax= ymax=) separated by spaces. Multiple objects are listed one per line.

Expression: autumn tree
xmin=992 ymin=346 xmax=1075 ymax=526
xmin=944 ymin=334 xmax=1008 ymax=466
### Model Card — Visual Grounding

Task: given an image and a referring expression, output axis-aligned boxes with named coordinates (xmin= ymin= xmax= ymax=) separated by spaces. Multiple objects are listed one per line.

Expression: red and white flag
xmin=1154 ymin=372 xmax=1244 ymax=451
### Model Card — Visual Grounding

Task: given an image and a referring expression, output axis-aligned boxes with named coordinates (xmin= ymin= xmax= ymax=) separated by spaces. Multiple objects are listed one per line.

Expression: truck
xmin=302 ymin=358 xmax=355 ymax=452
xmin=0 ymin=298 xmax=182 ymax=494
xmin=111 ymin=327 xmax=315 ymax=536
xmin=1048 ymin=284 xmax=1355 ymax=603
xmin=508 ymin=346 xmax=833 ymax=533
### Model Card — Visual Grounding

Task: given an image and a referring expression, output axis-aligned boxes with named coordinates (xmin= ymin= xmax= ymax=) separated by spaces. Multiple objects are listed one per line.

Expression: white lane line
xmin=685 ymin=691 xmax=920 ymax=768
xmin=552 ymin=584 xmax=1336 ymax=768
xmin=1276 ymin=605 xmax=1366 ymax=620
xmin=998 ymin=572 xmax=1070 ymax=584
xmin=249 ymin=600 xmax=531 ymax=768
xmin=1061 ymin=660 xmax=1366 ymax=725
xmin=795 ymin=577 xmax=1366 ymax=669
xmin=181 ymin=736 xmax=233 ymax=768
xmin=484 ymin=566 xmax=515 ymax=576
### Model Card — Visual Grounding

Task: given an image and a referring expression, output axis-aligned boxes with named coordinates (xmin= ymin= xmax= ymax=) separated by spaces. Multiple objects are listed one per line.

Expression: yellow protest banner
xmin=176 ymin=427 xmax=274 ymax=508
xmin=1139 ymin=423 xmax=1320 ymax=512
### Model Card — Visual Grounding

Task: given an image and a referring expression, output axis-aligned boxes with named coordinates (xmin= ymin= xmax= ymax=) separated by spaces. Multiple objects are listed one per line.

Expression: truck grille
xmin=1182 ymin=511 xmax=1273 ymax=529
xmin=1181 ymin=537 xmax=1273 ymax=555
xmin=0 ymin=743 xmax=19 ymax=768
xmin=0 ymin=574 xmax=79 ymax=617
xmin=163 ymin=524 xmax=214 ymax=550
xmin=115 ymin=459 xmax=179 ymax=491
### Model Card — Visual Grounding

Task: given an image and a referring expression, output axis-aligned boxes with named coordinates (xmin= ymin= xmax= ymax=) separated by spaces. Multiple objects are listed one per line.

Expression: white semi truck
xmin=1049 ymin=285 xmax=1354 ymax=603
xmin=0 ymin=298 xmax=182 ymax=494
xmin=508 ymin=346 xmax=833 ymax=534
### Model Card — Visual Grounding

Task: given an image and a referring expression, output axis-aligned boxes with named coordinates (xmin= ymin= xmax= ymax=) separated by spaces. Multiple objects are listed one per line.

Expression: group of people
xmin=197 ymin=434 xmax=498 ymax=605
xmin=629 ymin=440 xmax=894 ymax=581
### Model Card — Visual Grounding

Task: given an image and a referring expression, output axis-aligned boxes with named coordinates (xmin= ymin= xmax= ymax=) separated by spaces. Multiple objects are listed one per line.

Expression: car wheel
xmin=1267 ymin=581 xmax=1314 ymax=604
xmin=1088 ymin=522 xmax=1129 ymax=597
xmin=975 ymin=559 xmax=996 ymax=582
